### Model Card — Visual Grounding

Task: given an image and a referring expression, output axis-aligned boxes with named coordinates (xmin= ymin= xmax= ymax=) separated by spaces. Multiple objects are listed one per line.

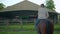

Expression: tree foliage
xmin=46 ymin=0 xmax=55 ymax=11
xmin=0 ymin=3 xmax=5 ymax=10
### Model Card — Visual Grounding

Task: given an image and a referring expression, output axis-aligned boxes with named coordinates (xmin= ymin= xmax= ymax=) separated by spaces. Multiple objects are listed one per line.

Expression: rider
xmin=36 ymin=4 xmax=49 ymax=34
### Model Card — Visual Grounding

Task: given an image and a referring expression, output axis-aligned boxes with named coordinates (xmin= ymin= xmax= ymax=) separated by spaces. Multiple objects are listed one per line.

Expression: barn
xmin=0 ymin=0 xmax=58 ymax=24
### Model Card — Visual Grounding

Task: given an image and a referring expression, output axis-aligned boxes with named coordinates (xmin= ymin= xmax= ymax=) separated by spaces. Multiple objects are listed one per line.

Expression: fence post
xmin=6 ymin=19 xmax=9 ymax=26
xmin=34 ymin=18 xmax=36 ymax=25
xmin=20 ymin=18 xmax=23 ymax=30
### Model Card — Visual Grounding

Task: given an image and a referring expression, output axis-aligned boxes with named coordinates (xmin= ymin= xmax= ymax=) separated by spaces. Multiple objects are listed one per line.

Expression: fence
xmin=0 ymin=18 xmax=36 ymax=31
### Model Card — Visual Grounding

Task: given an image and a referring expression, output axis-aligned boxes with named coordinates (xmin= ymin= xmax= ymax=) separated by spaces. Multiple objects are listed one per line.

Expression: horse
xmin=37 ymin=19 xmax=54 ymax=34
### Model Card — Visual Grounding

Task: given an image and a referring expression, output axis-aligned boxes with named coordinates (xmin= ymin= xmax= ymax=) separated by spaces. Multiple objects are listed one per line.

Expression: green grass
xmin=0 ymin=26 xmax=7 ymax=30
xmin=54 ymin=24 xmax=60 ymax=30
xmin=7 ymin=31 xmax=37 ymax=34
xmin=0 ymin=31 xmax=60 ymax=34
xmin=54 ymin=31 xmax=60 ymax=34
xmin=0 ymin=32 xmax=7 ymax=34
xmin=0 ymin=24 xmax=60 ymax=31
xmin=0 ymin=31 xmax=37 ymax=34
xmin=0 ymin=25 xmax=35 ymax=31
xmin=0 ymin=24 xmax=60 ymax=34
xmin=7 ymin=25 xmax=35 ymax=31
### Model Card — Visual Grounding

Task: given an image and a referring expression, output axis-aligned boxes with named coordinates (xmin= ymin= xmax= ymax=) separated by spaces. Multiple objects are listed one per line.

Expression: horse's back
xmin=38 ymin=20 xmax=54 ymax=34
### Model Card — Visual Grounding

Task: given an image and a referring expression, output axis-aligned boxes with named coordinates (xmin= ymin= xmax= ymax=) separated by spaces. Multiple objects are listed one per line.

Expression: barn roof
xmin=0 ymin=0 xmax=57 ymax=13
xmin=0 ymin=0 xmax=40 ymax=12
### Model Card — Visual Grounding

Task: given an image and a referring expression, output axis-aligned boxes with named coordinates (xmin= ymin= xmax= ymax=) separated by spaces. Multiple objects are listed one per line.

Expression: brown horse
xmin=37 ymin=19 xmax=54 ymax=34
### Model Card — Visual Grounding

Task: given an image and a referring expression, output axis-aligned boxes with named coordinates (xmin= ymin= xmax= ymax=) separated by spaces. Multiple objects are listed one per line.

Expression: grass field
xmin=54 ymin=24 xmax=60 ymax=30
xmin=0 ymin=31 xmax=60 ymax=34
xmin=0 ymin=24 xmax=35 ymax=31
xmin=0 ymin=24 xmax=60 ymax=31
xmin=0 ymin=24 xmax=60 ymax=34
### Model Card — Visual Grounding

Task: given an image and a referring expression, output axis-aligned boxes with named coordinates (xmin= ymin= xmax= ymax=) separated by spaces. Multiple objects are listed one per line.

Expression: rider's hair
xmin=41 ymin=4 xmax=45 ymax=7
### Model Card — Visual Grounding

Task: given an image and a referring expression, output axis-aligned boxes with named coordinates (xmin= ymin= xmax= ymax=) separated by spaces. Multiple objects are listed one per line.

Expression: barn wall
xmin=0 ymin=10 xmax=57 ymax=24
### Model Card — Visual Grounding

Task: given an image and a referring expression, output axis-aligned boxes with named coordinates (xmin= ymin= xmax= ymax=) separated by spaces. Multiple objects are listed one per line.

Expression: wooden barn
xmin=0 ymin=0 xmax=58 ymax=24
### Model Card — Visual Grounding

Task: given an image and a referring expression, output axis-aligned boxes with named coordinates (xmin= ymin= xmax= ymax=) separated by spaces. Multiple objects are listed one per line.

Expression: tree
xmin=0 ymin=3 xmax=5 ymax=10
xmin=46 ymin=0 xmax=55 ymax=11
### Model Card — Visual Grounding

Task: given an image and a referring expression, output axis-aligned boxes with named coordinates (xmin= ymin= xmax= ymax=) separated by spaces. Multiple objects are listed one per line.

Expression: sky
xmin=0 ymin=0 xmax=60 ymax=13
